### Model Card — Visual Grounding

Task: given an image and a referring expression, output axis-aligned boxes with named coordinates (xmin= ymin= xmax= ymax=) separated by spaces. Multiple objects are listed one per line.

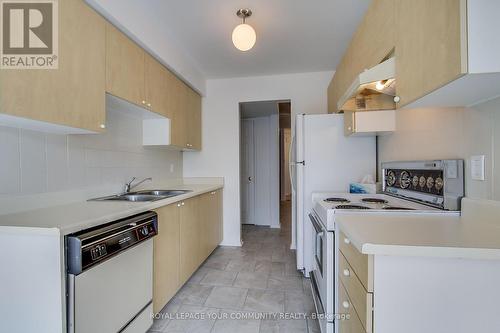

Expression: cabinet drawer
xmin=338 ymin=281 xmax=366 ymax=333
xmin=339 ymin=230 xmax=373 ymax=292
xmin=339 ymin=252 xmax=373 ymax=332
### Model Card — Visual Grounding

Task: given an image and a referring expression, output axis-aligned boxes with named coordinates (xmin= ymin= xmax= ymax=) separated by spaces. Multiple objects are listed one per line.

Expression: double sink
xmin=90 ymin=190 xmax=192 ymax=202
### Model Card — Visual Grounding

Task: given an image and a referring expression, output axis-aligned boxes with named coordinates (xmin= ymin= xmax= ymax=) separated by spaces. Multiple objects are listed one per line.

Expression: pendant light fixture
xmin=232 ymin=9 xmax=256 ymax=51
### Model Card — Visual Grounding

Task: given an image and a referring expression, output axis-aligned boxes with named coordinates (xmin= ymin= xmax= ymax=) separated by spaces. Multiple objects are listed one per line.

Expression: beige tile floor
xmin=149 ymin=201 xmax=320 ymax=333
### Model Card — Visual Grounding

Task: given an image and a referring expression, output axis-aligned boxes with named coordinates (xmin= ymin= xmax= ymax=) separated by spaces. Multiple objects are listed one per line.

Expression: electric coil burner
xmin=382 ymin=206 xmax=415 ymax=210
xmin=324 ymin=197 xmax=350 ymax=203
xmin=361 ymin=198 xmax=388 ymax=204
xmin=335 ymin=204 xmax=371 ymax=210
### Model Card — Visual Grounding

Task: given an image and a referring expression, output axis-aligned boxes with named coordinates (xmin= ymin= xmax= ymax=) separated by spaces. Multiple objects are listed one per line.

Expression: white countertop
xmin=0 ymin=183 xmax=223 ymax=235
xmin=337 ymin=198 xmax=500 ymax=260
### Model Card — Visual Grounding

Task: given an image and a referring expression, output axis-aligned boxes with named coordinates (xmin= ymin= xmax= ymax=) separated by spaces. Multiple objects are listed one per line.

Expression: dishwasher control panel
xmin=66 ymin=211 xmax=158 ymax=275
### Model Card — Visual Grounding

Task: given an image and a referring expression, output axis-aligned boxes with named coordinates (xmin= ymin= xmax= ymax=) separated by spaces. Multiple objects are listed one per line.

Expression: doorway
xmin=239 ymin=100 xmax=292 ymax=244
xmin=278 ymin=102 xmax=292 ymax=234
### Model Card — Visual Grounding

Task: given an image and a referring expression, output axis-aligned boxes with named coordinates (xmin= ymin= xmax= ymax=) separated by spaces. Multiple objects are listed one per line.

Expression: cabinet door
xmin=198 ymin=193 xmax=212 ymax=261
xmin=187 ymin=88 xmax=202 ymax=150
xmin=106 ymin=23 xmax=146 ymax=107
xmin=213 ymin=190 xmax=223 ymax=247
xmin=395 ymin=0 xmax=467 ymax=107
xmin=168 ymin=76 xmax=188 ymax=148
xmin=0 ymin=0 xmax=106 ymax=132
xmin=328 ymin=0 xmax=395 ymax=113
xmin=145 ymin=54 xmax=170 ymax=118
xmin=153 ymin=204 xmax=180 ymax=313
xmin=179 ymin=197 xmax=200 ymax=284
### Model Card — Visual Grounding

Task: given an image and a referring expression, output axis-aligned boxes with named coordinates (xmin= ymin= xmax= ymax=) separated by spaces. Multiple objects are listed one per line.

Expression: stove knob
xmin=435 ymin=177 xmax=444 ymax=191
xmin=426 ymin=177 xmax=435 ymax=190
xmin=419 ymin=176 xmax=426 ymax=188
xmin=140 ymin=226 xmax=149 ymax=236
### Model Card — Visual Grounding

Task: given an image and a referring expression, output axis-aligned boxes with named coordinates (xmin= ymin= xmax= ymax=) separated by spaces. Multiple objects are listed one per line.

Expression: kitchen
xmin=1 ymin=1 xmax=500 ymax=333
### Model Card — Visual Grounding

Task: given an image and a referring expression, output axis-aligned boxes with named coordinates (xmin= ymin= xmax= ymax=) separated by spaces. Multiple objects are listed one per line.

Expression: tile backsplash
xmin=0 ymin=109 xmax=182 ymax=197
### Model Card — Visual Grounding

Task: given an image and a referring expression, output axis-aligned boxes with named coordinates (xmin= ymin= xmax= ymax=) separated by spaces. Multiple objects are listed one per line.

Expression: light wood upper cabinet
xmin=104 ymin=22 xmax=202 ymax=150
xmin=106 ymin=23 xmax=146 ymax=107
xmin=169 ymin=80 xmax=189 ymax=148
xmin=145 ymin=54 xmax=171 ymax=118
xmin=395 ymin=0 xmax=467 ymax=107
xmin=153 ymin=203 xmax=180 ymax=313
xmin=0 ymin=0 xmax=106 ymax=132
xmin=187 ymin=88 xmax=202 ymax=150
xmin=328 ymin=0 xmax=395 ymax=114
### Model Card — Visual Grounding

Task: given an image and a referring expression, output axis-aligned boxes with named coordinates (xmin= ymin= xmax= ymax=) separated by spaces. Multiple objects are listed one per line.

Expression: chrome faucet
xmin=124 ymin=177 xmax=152 ymax=193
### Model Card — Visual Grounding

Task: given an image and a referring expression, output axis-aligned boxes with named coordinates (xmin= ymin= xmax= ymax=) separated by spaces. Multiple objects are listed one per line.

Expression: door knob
xmin=248 ymin=176 xmax=252 ymax=182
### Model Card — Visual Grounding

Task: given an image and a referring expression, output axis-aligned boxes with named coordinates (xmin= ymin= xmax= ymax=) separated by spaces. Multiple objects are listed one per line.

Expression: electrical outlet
xmin=470 ymin=155 xmax=485 ymax=181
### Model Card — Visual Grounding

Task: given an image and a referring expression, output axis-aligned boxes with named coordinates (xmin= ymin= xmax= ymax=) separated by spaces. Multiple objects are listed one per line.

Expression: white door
xmin=240 ymin=119 xmax=255 ymax=225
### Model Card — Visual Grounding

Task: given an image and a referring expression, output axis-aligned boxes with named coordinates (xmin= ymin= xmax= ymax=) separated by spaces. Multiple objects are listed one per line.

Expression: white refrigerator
xmin=290 ymin=114 xmax=376 ymax=276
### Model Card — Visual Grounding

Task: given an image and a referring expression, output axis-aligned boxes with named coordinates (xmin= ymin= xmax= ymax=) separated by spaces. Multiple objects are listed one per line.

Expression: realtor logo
xmin=1 ymin=0 xmax=58 ymax=69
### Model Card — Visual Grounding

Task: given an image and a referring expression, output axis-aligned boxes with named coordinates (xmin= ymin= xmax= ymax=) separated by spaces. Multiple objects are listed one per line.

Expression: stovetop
xmin=312 ymin=192 xmax=459 ymax=231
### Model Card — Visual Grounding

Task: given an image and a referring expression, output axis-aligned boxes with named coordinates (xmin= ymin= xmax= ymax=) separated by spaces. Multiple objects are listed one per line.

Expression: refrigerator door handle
xmin=289 ymin=134 xmax=297 ymax=191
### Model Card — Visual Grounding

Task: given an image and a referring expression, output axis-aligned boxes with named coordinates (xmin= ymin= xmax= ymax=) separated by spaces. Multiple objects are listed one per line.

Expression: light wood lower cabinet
xmin=0 ymin=0 xmax=106 ymax=132
xmin=153 ymin=204 xmax=180 ymax=313
xmin=153 ymin=191 xmax=223 ymax=312
xmin=338 ymin=281 xmax=366 ymax=333
xmin=179 ymin=197 xmax=201 ymax=284
xmin=198 ymin=190 xmax=223 ymax=262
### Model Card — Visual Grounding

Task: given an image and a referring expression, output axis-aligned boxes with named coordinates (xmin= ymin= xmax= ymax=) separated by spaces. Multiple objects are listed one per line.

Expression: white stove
xmin=312 ymin=192 xmax=456 ymax=231
xmin=308 ymin=160 xmax=464 ymax=333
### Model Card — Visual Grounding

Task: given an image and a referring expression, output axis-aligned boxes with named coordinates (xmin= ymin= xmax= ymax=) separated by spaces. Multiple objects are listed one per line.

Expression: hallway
xmin=149 ymin=202 xmax=319 ymax=333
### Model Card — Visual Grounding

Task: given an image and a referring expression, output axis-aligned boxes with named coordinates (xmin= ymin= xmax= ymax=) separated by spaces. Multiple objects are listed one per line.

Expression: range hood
xmin=337 ymin=57 xmax=397 ymax=112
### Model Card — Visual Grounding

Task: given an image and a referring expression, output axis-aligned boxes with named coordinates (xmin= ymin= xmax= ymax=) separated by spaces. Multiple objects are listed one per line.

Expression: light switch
xmin=470 ymin=155 xmax=485 ymax=181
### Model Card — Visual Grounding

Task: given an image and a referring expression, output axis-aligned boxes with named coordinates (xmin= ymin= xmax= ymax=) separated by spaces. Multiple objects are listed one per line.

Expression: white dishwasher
xmin=66 ymin=211 xmax=158 ymax=333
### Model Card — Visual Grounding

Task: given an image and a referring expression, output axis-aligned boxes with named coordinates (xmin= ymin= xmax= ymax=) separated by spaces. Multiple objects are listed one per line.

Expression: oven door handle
xmin=309 ymin=213 xmax=323 ymax=235
xmin=309 ymin=271 xmax=325 ymax=315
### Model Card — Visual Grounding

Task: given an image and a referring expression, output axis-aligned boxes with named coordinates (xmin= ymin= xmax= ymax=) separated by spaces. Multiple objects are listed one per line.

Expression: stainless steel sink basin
xmin=133 ymin=190 xmax=192 ymax=197
xmin=89 ymin=190 xmax=192 ymax=202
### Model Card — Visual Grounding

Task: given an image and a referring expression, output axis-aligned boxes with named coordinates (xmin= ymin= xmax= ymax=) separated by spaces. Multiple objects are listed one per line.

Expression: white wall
xmin=378 ymin=96 xmax=500 ymax=201
xmin=183 ymin=71 xmax=333 ymax=246
xmin=0 ymin=109 xmax=183 ymax=200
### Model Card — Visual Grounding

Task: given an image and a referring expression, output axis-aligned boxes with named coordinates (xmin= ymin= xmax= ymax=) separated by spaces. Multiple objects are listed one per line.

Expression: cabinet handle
xmin=343 ymin=269 xmax=350 ymax=277
xmin=147 ymin=103 xmax=151 ymax=107
xmin=342 ymin=301 xmax=350 ymax=309
xmin=211 ymin=191 xmax=216 ymax=195
xmin=347 ymin=126 xmax=352 ymax=132
xmin=181 ymin=202 xmax=185 ymax=206
xmin=344 ymin=238 xmax=351 ymax=245
xmin=99 ymin=124 xmax=106 ymax=129
xmin=393 ymin=96 xmax=401 ymax=103
xmin=177 ymin=203 xmax=181 ymax=207
xmin=141 ymin=100 xmax=146 ymax=105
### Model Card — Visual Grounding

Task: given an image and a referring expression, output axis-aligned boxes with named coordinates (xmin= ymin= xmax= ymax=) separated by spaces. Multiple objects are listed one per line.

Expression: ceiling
xmin=98 ymin=0 xmax=371 ymax=79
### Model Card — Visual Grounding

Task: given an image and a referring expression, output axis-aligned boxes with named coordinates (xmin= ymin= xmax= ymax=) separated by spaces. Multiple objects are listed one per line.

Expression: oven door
xmin=309 ymin=213 xmax=325 ymax=277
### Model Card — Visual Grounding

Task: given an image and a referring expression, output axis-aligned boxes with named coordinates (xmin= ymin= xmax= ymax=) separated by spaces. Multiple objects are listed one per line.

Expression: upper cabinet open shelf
xmin=328 ymin=0 xmax=500 ymax=114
